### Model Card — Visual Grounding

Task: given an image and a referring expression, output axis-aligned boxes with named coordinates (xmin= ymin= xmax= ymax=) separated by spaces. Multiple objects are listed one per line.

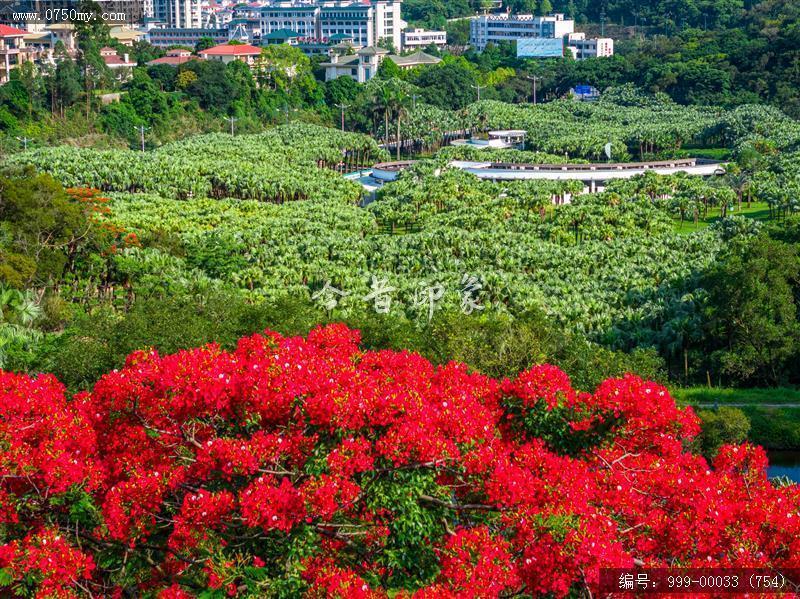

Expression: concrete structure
xmin=401 ymin=28 xmax=446 ymax=51
xmin=362 ymin=158 xmax=725 ymax=196
xmin=451 ymin=158 xmax=724 ymax=193
xmin=199 ymin=42 xmax=262 ymax=64
xmin=226 ymin=19 xmax=261 ymax=43
xmin=319 ymin=4 xmax=374 ymax=47
xmin=258 ymin=1 xmax=403 ymax=51
xmin=452 ymin=130 xmax=527 ymax=151
xmin=152 ymin=0 xmax=202 ymax=29
xmin=0 ymin=24 xmax=29 ymax=85
xmin=260 ymin=4 xmax=318 ymax=39
xmin=470 ymin=13 xmax=574 ymax=51
xmin=147 ymin=26 xmax=228 ymax=47
xmin=567 ymin=32 xmax=613 ymax=59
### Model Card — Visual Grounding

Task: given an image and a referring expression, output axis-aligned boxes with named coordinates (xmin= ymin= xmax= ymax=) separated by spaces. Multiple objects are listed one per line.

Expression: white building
xmin=147 ymin=27 xmax=229 ymax=47
xmin=567 ymin=32 xmax=614 ymax=59
xmin=470 ymin=13 xmax=574 ymax=51
xmin=320 ymin=46 xmax=439 ymax=82
xmin=319 ymin=3 xmax=374 ymax=47
xmin=401 ymin=28 xmax=446 ymax=51
xmin=259 ymin=1 xmax=402 ymax=51
xmin=320 ymin=45 xmax=387 ymax=83
xmin=261 ymin=4 xmax=319 ymax=39
xmin=152 ymin=0 xmax=202 ymax=29
xmin=371 ymin=0 xmax=402 ymax=50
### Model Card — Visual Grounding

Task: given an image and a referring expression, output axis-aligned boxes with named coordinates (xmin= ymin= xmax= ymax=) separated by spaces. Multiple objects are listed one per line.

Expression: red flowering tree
xmin=0 ymin=324 xmax=798 ymax=597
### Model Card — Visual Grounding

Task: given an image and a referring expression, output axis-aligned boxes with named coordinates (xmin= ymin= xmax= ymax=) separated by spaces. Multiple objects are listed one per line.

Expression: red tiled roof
xmin=103 ymin=54 xmax=134 ymax=66
xmin=147 ymin=55 xmax=200 ymax=66
xmin=200 ymin=43 xmax=262 ymax=56
xmin=0 ymin=24 xmax=27 ymax=37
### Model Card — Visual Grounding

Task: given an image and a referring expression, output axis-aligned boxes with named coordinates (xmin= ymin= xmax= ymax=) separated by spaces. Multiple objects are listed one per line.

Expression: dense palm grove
xmin=4 ymin=95 xmax=800 ymax=388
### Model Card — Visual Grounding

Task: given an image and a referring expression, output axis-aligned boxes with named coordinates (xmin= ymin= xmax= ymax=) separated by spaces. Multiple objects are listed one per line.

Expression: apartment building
xmin=401 ymin=28 xmax=446 ymax=51
xmin=567 ymin=32 xmax=614 ymax=58
xmin=151 ymin=0 xmax=202 ymax=29
xmin=470 ymin=12 xmax=574 ymax=51
xmin=0 ymin=24 xmax=28 ymax=85
xmin=259 ymin=1 xmax=402 ymax=50
xmin=261 ymin=4 xmax=318 ymax=38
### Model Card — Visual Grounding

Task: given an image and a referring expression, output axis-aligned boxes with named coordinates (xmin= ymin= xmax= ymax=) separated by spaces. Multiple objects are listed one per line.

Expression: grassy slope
xmin=673 ymin=202 xmax=773 ymax=234
xmin=673 ymin=387 xmax=800 ymax=450
xmin=673 ymin=387 xmax=800 ymax=406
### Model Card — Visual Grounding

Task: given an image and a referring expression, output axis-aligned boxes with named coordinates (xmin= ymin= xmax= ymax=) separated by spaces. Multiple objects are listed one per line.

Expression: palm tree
xmin=371 ymin=82 xmax=395 ymax=149
xmin=389 ymin=87 xmax=410 ymax=161
xmin=724 ymin=165 xmax=750 ymax=213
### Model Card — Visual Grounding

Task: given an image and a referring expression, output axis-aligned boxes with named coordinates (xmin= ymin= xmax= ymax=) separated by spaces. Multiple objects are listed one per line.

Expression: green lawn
xmin=673 ymin=202 xmax=772 ymax=234
xmin=673 ymin=386 xmax=800 ymax=406
xmin=674 ymin=387 xmax=800 ymax=449
xmin=672 ymin=148 xmax=733 ymax=161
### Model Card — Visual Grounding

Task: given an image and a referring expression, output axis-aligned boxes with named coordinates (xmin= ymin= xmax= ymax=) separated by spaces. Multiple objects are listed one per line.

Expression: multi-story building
xmin=401 ymin=28 xmax=446 ymax=51
xmin=320 ymin=45 xmax=439 ymax=82
xmin=470 ymin=13 xmax=574 ymax=51
xmin=261 ymin=4 xmax=318 ymax=39
xmin=152 ymin=0 xmax=201 ymax=29
xmin=319 ymin=3 xmax=373 ymax=47
xmin=371 ymin=0 xmax=401 ymax=50
xmin=0 ymin=24 xmax=29 ymax=84
xmin=566 ymin=32 xmax=614 ymax=59
xmin=147 ymin=26 xmax=228 ymax=47
xmin=258 ymin=1 xmax=402 ymax=51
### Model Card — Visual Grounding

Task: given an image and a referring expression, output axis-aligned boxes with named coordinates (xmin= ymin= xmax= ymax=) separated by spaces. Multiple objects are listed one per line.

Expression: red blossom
xmin=0 ymin=326 xmax=798 ymax=597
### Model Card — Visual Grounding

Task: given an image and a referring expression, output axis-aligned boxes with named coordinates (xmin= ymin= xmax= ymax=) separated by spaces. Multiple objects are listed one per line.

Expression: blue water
xmin=767 ymin=450 xmax=800 ymax=483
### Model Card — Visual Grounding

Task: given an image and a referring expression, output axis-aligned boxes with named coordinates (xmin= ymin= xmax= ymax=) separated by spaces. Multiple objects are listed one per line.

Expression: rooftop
xmin=110 ymin=27 xmax=145 ymax=41
xmin=263 ymin=28 xmax=302 ymax=39
xmin=320 ymin=54 xmax=359 ymax=67
xmin=387 ymin=50 xmax=441 ymax=67
xmin=147 ymin=54 xmax=200 ymax=66
xmin=357 ymin=46 xmax=389 ymax=56
xmin=199 ymin=43 xmax=262 ymax=56
xmin=0 ymin=24 xmax=27 ymax=37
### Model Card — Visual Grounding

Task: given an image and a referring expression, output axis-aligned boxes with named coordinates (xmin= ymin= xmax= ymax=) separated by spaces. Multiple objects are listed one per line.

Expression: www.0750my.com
xmin=13 ymin=8 xmax=128 ymax=21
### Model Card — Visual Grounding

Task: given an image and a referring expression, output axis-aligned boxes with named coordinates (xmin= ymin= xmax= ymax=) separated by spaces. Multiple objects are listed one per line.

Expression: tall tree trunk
xmin=396 ymin=113 xmax=401 ymax=161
